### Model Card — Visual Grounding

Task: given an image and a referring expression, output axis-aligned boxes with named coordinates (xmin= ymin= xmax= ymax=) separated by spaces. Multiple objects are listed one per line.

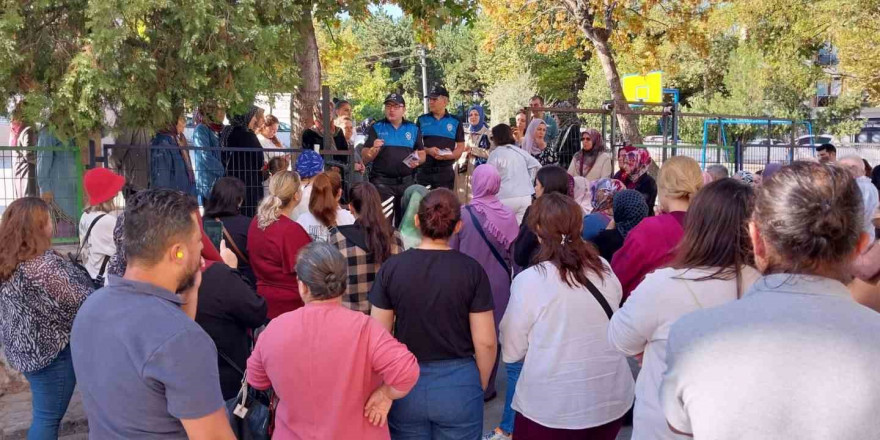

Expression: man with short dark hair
xmin=529 ymin=95 xmax=559 ymax=147
xmin=362 ymin=92 xmax=425 ymax=226
xmin=416 ymin=86 xmax=465 ymax=190
xmin=71 ymin=189 xmax=234 ymax=440
xmin=817 ymin=143 xmax=837 ymax=163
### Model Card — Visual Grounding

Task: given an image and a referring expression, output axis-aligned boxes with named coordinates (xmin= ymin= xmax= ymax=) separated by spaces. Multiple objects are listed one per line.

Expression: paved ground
xmin=2 ymin=368 xmax=632 ymax=439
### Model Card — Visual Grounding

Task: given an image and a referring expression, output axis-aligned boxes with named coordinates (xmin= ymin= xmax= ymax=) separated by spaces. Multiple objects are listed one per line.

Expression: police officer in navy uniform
xmin=361 ymin=92 xmax=425 ymax=226
xmin=415 ymin=86 xmax=465 ymax=190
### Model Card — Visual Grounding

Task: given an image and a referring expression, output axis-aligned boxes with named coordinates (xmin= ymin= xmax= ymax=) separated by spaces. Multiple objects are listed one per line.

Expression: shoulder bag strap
xmin=584 ymin=278 xmax=614 ymax=320
xmin=217 ymin=348 xmax=245 ymax=377
xmin=465 ymin=206 xmax=512 ymax=278
xmin=75 ymin=214 xmax=107 ymax=261
xmin=215 ymin=218 xmax=250 ymax=266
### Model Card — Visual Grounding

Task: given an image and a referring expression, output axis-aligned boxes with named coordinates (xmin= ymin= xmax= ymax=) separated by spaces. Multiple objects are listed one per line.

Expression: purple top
xmin=451 ymin=208 xmax=513 ymax=327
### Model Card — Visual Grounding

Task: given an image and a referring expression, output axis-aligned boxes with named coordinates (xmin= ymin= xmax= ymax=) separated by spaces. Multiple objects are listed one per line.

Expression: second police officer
xmin=361 ymin=92 xmax=425 ymax=226
xmin=416 ymin=86 xmax=465 ymax=190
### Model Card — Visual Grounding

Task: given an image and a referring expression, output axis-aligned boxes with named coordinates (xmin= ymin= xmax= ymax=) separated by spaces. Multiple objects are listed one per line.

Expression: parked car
xmin=797 ymin=134 xmax=838 ymax=147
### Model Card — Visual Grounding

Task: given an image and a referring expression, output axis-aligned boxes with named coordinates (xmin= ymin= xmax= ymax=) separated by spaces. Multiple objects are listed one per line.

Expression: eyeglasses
xmin=384 ymin=104 xmax=403 ymax=110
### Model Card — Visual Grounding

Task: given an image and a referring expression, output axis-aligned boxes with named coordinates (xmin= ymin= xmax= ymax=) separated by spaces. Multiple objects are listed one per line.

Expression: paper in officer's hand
xmin=403 ymin=151 xmax=420 ymax=168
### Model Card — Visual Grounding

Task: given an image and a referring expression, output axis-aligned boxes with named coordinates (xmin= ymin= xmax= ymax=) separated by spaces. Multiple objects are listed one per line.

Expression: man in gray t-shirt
xmin=71 ymin=189 xmax=233 ymax=439
xmin=660 ymin=274 xmax=880 ymax=439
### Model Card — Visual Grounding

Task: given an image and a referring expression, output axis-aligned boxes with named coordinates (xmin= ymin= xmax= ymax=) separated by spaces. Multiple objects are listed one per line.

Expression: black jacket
xmin=195 ymin=263 xmax=268 ymax=400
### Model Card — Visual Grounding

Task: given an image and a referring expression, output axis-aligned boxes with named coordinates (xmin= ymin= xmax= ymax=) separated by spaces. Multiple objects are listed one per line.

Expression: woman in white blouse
xmin=487 ymin=123 xmax=541 ymax=223
xmin=500 ymin=193 xmax=634 ymax=440
xmin=607 ymin=178 xmax=759 ymax=440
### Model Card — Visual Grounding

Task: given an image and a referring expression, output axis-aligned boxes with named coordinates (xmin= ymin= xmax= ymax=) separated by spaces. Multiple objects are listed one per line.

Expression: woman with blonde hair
xmin=247 ymin=170 xmax=312 ymax=319
xmin=611 ymin=156 xmax=704 ymax=300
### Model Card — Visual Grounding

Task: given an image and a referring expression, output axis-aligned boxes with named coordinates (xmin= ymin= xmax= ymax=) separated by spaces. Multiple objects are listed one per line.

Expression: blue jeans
xmin=389 ymin=357 xmax=483 ymax=440
xmin=22 ymin=345 xmax=76 ymax=440
xmin=500 ymin=361 xmax=523 ymax=434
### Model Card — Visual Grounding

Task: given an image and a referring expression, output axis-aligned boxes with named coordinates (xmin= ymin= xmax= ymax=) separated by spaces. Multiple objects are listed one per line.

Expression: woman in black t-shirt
xmin=369 ymin=188 xmax=497 ymax=439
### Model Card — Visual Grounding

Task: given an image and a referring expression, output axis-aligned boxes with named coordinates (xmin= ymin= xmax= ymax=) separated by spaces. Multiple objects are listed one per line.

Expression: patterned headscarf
xmin=734 ymin=170 xmax=755 ymax=185
xmin=591 ymin=178 xmax=626 ymax=213
xmin=613 ymin=189 xmax=649 ymax=238
xmin=521 ymin=119 xmax=546 ymax=156
xmin=220 ymin=105 xmax=260 ymax=149
xmin=623 ymin=148 xmax=652 ymax=188
xmin=296 ymin=149 xmax=325 ymax=178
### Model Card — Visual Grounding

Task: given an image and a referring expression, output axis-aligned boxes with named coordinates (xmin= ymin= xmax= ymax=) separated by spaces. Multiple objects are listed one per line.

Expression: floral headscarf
xmin=622 ymin=148 xmax=652 ymax=188
xmin=590 ymin=178 xmax=626 ymax=213
xmin=466 ymin=105 xmax=488 ymax=134
xmin=734 ymin=170 xmax=755 ymax=185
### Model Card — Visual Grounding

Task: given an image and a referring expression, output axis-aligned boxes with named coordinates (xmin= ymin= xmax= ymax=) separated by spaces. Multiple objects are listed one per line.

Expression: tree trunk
xmin=591 ymin=36 xmax=641 ymax=145
xmin=290 ymin=9 xmax=321 ymax=147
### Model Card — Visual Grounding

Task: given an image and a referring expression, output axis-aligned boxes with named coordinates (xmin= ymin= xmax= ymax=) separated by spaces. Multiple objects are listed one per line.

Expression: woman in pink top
xmin=611 ymin=156 xmax=704 ymax=300
xmin=247 ymin=242 xmax=419 ymax=439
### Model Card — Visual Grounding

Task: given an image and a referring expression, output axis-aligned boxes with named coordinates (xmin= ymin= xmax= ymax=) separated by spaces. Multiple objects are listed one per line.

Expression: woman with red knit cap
xmin=78 ymin=168 xmax=126 ymax=286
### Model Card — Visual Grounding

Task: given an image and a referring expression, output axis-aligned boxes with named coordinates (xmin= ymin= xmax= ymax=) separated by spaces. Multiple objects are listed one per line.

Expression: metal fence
xmin=92 ymin=143 xmax=356 ymax=218
xmin=533 ymin=104 xmax=877 ymax=177
xmin=0 ymin=145 xmax=85 ymax=244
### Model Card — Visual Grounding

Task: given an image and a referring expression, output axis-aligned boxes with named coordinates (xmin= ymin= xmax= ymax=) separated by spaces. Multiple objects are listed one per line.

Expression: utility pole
xmin=419 ymin=45 xmax=428 ymax=114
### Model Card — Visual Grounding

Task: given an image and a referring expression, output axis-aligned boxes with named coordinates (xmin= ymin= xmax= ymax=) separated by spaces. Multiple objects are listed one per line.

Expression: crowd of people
xmin=2 ymin=86 xmax=880 ymax=440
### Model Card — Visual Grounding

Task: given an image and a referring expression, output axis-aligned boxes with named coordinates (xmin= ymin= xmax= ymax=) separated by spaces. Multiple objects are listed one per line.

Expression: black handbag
xmin=218 ymin=349 xmax=274 ymax=440
xmin=68 ymin=214 xmax=111 ymax=289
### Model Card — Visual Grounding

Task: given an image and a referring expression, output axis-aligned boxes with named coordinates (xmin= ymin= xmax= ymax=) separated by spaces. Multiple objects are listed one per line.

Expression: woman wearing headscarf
xmin=455 ymin=105 xmax=492 ymax=204
xmin=221 ymin=105 xmax=265 ymax=217
xmin=568 ymin=129 xmax=612 ymax=182
xmin=614 ymin=147 xmax=657 ymax=215
xmin=592 ymin=190 xmax=649 ymax=262
xmin=450 ymin=164 xmax=519 ymax=400
xmin=399 ymin=184 xmax=428 ymax=250
xmin=582 ymin=178 xmax=626 ymax=241
xmin=291 ymin=149 xmax=325 ymax=221
xmin=734 ymin=170 xmax=756 ymax=186
xmin=520 ymin=119 xmax=548 ymax=164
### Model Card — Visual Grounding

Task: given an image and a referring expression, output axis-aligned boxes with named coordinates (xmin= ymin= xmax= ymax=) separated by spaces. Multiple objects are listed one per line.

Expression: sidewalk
xmin=0 ymin=390 xmax=88 ymax=439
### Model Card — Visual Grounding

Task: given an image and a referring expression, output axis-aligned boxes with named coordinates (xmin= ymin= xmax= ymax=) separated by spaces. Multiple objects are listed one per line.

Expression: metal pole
xmin=322 ymin=86 xmax=333 ymax=152
xmin=420 ymin=46 xmax=429 ymax=115
xmin=766 ymin=118 xmax=772 ymax=164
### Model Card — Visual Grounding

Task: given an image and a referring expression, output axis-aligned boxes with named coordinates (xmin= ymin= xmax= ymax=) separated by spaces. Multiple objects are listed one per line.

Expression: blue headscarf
xmin=296 ymin=150 xmax=325 ymax=178
xmin=466 ymin=105 xmax=488 ymax=134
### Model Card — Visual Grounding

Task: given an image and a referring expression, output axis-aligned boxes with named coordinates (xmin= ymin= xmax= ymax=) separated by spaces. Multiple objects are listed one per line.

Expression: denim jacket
xmin=191 ymin=124 xmax=225 ymax=202
xmin=150 ymin=133 xmax=196 ymax=196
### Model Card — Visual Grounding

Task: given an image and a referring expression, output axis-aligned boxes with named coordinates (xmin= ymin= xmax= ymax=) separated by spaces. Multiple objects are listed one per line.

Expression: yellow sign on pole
xmin=622 ymin=71 xmax=663 ymax=103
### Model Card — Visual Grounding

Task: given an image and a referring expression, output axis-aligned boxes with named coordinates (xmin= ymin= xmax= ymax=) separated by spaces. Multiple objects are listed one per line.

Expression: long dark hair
xmin=528 ymin=193 xmax=607 ymax=288
xmin=754 ymin=162 xmax=863 ymax=280
xmin=536 ymin=165 xmax=570 ymax=196
xmin=672 ymin=179 xmax=755 ymax=297
xmin=350 ymin=182 xmax=395 ymax=263
xmin=204 ymin=177 xmax=245 ymax=218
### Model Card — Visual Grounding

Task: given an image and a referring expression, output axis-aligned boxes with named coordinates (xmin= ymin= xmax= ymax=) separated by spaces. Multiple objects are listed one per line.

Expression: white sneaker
xmin=482 ymin=427 xmax=512 ymax=440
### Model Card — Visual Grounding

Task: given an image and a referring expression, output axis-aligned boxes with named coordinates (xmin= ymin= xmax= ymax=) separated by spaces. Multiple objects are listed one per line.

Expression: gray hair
xmin=706 ymin=164 xmax=730 ymax=180
xmin=295 ymin=242 xmax=348 ymax=301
